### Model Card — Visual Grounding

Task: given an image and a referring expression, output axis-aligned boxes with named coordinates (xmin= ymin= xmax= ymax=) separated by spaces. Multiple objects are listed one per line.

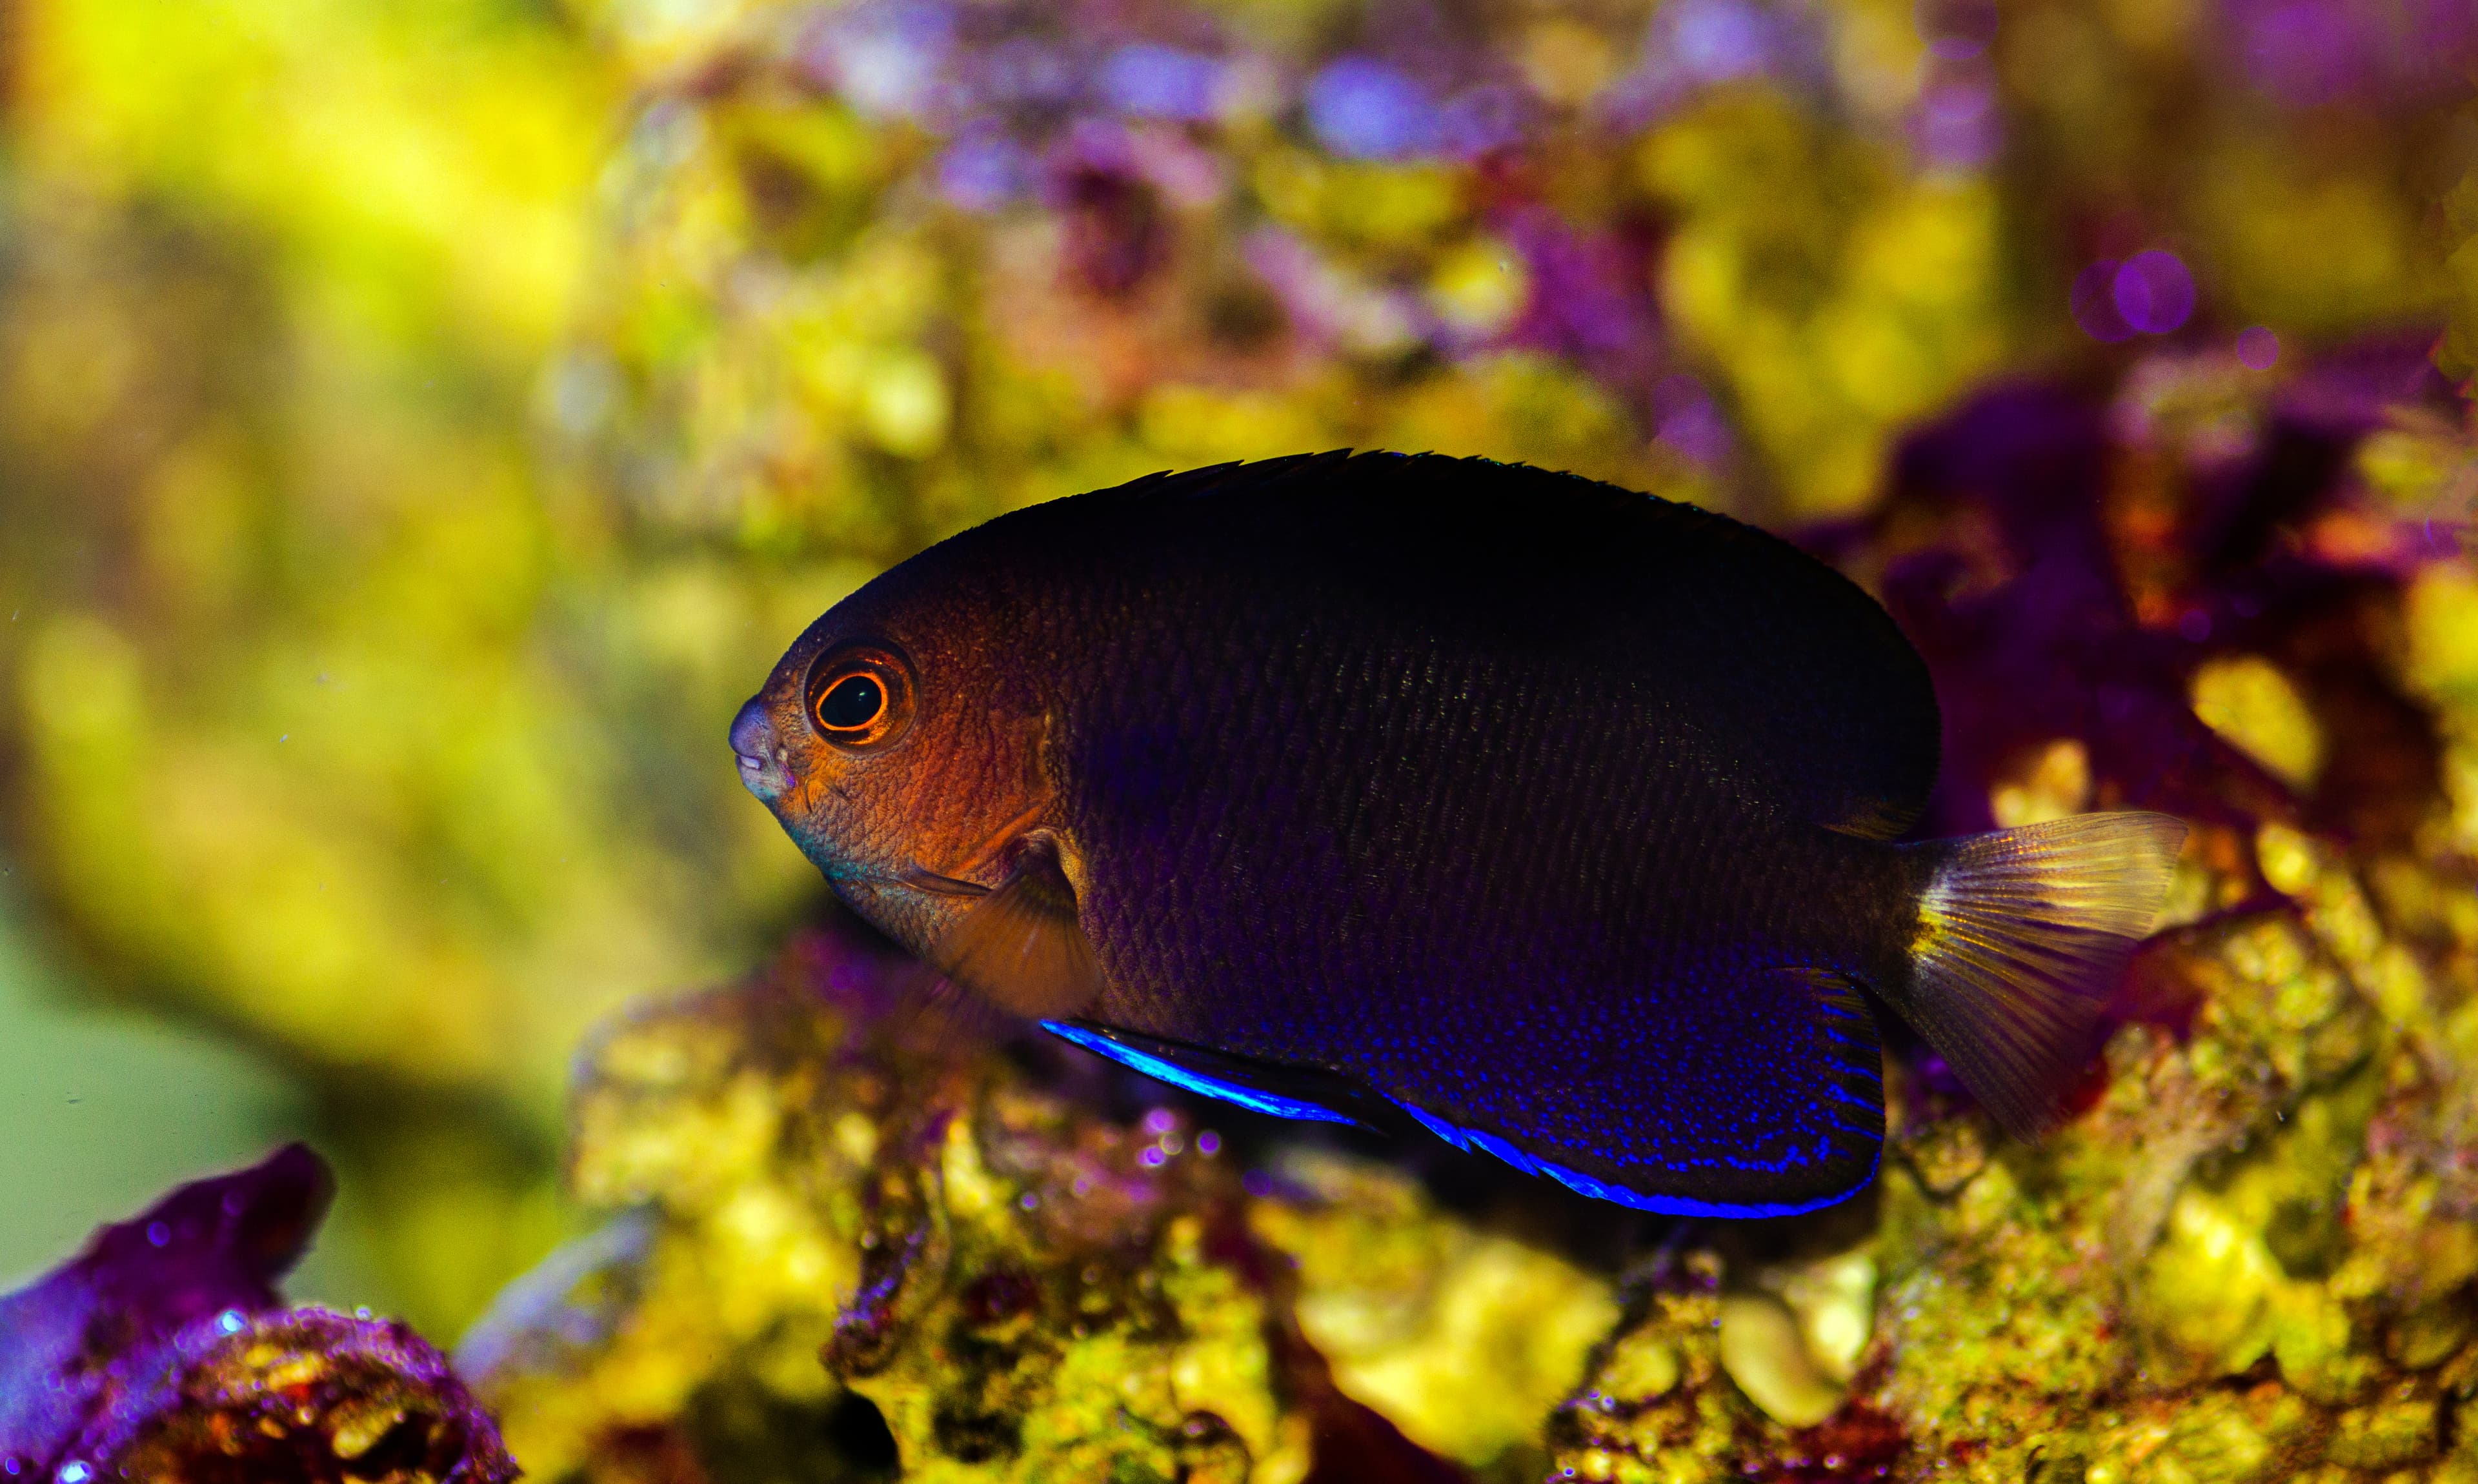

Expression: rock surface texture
xmin=0 ymin=1147 xmax=519 ymax=1484
xmin=464 ymin=349 xmax=2478 ymax=1483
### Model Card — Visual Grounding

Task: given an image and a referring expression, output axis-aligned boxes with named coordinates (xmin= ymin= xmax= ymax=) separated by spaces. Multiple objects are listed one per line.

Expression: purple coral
xmin=0 ymin=1145 xmax=517 ymax=1483
xmin=1877 ymin=385 xmax=2296 ymax=836
xmin=1 ymin=1144 xmax=330 ymax=1474
xmin=2221 ymin=0 xmax=2478 ymax=106
xmin=1860 ymin=335 xmax=2461 ymax=853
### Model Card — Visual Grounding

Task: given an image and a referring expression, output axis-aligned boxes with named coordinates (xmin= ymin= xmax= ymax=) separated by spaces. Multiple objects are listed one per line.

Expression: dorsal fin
xmin=946 ymin=452 xmax=1940 ymax=838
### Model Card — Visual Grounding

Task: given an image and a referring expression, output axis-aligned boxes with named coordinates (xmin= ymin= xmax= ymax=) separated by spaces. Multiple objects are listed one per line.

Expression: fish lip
xmin=734 ymin=750 xmax=784 ymax=803
xmin=729 ymin=697 xmax=787 ymax=800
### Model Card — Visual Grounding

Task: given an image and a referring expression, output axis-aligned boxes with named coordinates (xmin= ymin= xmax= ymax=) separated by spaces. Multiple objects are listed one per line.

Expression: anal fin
xmin=1385 ymin=1094 xmax=1878 ymax=1218
xmin=1378 ymin=961 xmax=1886 ymax=1217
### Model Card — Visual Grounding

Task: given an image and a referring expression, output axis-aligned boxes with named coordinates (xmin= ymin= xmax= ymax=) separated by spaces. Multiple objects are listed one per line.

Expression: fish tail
xmin=1886 ymin=812 xmax=2187 ymax=1138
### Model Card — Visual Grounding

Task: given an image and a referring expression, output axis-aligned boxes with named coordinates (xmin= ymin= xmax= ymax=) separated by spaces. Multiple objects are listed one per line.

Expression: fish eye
xmin=803 ymin=644 xmax=913 ymax=749
xmin=817 ymin=673 xmax=884 ymax=730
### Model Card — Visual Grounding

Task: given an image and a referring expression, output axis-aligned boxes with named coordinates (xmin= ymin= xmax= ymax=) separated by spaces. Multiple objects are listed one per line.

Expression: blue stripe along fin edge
xmin=1389 ymin=1097 xmax=1877 ymax=1219
xmin=1038 ymin=1020 xmax=1877 ymax=1218
xmin=1038 ymin=1020 xmax=1364 ymax=1125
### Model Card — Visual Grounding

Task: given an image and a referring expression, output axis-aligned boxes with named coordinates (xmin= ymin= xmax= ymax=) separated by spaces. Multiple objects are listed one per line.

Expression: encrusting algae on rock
xmin=1245 ymin=1152 xmax=1618 ymax=1470
xmin=15 ymin=347 xmax=2478 ymax=1484
xmin=0 ymin=1147 xmax=519 ymax=1484
xmin=457 ymin=927 xmax=1471 ymax=1483
xmin=440 ymin=343 xmax=2478 ymax=1483
xmin=12 ymin=364 xmax=2478 ymax=1481
xmin=456 ymin=914 xmax=1662 ymax=1483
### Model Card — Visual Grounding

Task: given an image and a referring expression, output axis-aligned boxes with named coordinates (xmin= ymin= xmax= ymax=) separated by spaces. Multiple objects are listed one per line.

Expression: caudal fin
xmin=1890 ymin=812 xmax=2187 ymax=1138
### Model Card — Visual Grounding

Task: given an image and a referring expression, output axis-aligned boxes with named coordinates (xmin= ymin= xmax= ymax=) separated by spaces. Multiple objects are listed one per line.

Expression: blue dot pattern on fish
xmin=729 ymin=453 xmax=2185 ymax=1216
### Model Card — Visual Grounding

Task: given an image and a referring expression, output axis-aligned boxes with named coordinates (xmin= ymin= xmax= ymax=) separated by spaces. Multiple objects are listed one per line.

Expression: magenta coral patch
xmin=0 ymin=1145 xmax=516 ymax=1483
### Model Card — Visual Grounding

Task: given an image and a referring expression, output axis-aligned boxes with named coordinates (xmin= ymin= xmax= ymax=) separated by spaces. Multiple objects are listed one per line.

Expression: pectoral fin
xmin=927 ymin=853 xmax=1107 ymax=1019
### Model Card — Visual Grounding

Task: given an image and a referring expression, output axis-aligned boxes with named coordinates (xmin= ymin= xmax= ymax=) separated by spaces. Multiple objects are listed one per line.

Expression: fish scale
xmin=734 ymin=452 xmax=2185 ymax=1214
xmin=1062 ymin=487 xmax=1889 ymax=1202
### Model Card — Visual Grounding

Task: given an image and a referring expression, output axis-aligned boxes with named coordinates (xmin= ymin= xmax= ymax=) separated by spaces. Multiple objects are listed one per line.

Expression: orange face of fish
xmin=729 ymin=593 xmax=1059 ymax=960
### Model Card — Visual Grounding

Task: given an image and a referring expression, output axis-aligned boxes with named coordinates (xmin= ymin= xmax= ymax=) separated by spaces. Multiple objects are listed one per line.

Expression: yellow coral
xmin=2191 ymin=657 xmax=2323 ymax=792
xmin=1249 ymin=1152 xmax=1617 ymax=1468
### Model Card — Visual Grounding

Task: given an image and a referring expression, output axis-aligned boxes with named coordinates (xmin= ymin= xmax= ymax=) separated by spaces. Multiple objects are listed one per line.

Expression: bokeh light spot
xmin=2238 ymin=0 xmax=2357 ymax=107
xmin=812 ymin=1 xmax=955 ymax=120
xmin=1429 ymin=238 xmax=1527 ymax=334
xmin=1916 ymin=0 xmax=2000 ymax=59
xmin=936 ymin=132 xmax=1033 ymax=210
xmin=1101 ymin=44 xmax=1224 ymax=121
xmin=860 ymin=350 xmax=952 ymax=457
xmin=1671 ymin=0 xmax=1773 ymax=82
xmin=1913 ymin=81 xmax=1999 ymax=172
xmin=2237 ymin=325 xmax=2281 ymax=369
xmin=2113 ymin=250 xmax=2196 ymax=334
xmin=2071 ymin=260 xmax=2135 ymax=343
xmin=1305 ymin=58 xmax=1436 ymax=160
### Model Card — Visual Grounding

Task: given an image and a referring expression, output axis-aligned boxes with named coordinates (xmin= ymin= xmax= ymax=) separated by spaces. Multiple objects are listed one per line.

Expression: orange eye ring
xmin=814 ymin=670 xmax=887 ymax=732
xmin=804 ymin=643 xmax=913 ymax=749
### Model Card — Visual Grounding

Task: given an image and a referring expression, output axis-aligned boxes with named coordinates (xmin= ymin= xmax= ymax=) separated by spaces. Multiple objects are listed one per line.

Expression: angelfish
xmin=730 ymin=454 xmax=2183 ymax=1216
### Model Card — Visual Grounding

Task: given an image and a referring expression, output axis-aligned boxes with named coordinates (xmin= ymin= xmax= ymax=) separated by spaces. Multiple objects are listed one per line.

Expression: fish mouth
xmin=733 ymin=751 xmax=779 ymax=803
xmin=730 ymin=699 xmax=783 ymax=799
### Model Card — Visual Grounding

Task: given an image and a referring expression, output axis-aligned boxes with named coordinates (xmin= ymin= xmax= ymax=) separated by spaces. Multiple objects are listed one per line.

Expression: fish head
xmin=732 ymin=579 xmax=1056 ymax=956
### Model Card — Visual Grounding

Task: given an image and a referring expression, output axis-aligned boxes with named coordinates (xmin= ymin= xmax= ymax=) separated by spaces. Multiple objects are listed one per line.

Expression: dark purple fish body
xmin=732 ymin=454 xmax=2183 ymax=1216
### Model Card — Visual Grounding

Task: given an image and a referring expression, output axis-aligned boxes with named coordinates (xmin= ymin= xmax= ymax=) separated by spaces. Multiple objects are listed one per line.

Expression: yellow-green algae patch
xmin=462 ymin=421 xmax=2478 ymax=1481
xmin=463 ymin=743 xmax=2478 ymax=1483
xmin=1247 ymin=1150 xmax=1618 ymax=1469
xmin=462 ymin=937 xmax=1326 ymax=1482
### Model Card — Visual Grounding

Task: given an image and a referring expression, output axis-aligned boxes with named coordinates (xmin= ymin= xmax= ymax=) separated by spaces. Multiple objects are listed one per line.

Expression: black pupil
xmin=819 ymin=674 xmax=884 ymax=730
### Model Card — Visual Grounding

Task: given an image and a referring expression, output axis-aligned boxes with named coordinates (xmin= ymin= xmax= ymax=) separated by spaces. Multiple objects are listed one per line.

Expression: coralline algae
xmin=10 ymin=345 xmax=2478 ymax=1484
xmin=457 ymin=934 xmax=1478 ymax=1483
xmin=446 ymin=348 xmax=2478 ymax=1483
xmin=0 ymin=1147 xmax=518 ymax=1484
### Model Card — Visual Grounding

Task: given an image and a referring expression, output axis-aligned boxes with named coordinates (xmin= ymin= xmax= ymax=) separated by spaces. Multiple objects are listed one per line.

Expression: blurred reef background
xmin=3 ymin=0 xmax=2478 ymax=1476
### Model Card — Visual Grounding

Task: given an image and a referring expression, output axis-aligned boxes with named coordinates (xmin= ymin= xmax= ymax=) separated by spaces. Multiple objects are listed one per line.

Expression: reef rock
xmin=467 ymin=350 xmax=2478 ymax=1483
xmin=0 ymin=1145 xmax=518 ymax=1484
